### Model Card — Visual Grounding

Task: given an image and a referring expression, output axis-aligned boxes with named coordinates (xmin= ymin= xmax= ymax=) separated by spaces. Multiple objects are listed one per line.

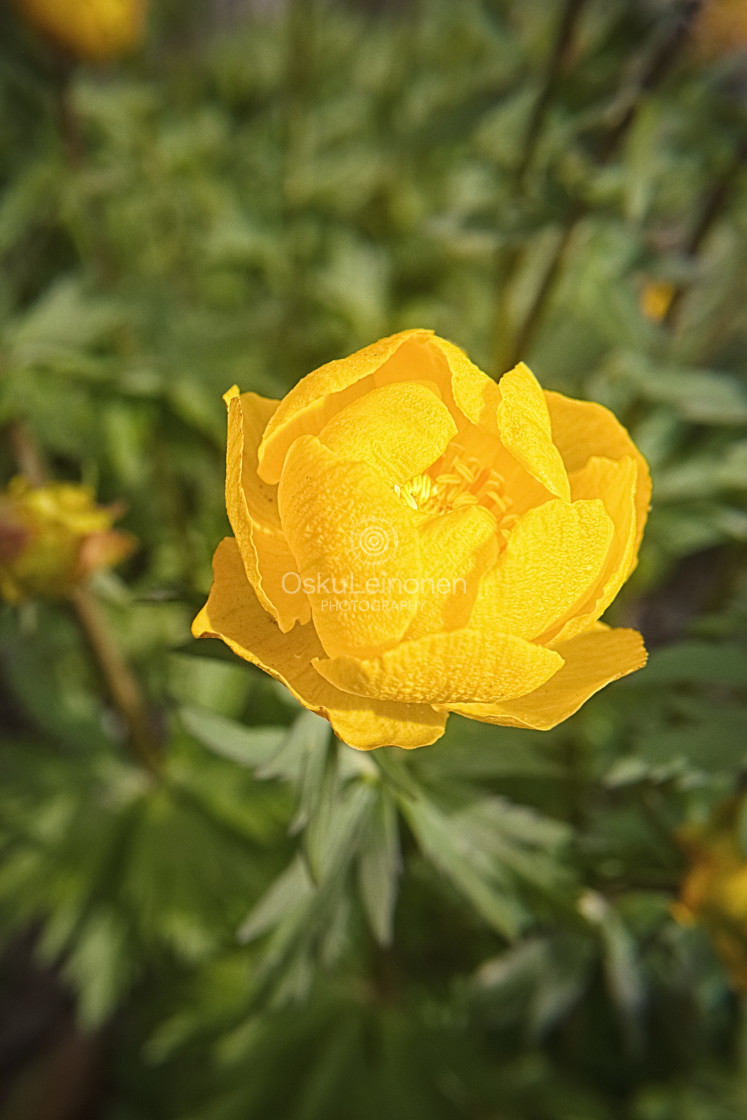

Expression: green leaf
xmin=637 ymin=642 xmax=747 ymax=687
xmin=60 ymin=907 xmax=132 ymax=1028
xmin=357 ymin=787 xmax=401 ymax=946
xmin=256 ymin=710 xmax=331 ymax=783
xmin=238 ymin=857 xmax=314 ymax=944
xmin=637 ymin=701 xmax=747 ymax=773
xmin=402 ymin=795 xmax=525 ymax=939
xmin=5 ymin=275 xmax=122 ymax=369
xmin=616 ymin=355 xmax=747 ymax=426
xmin=180 ymin=705 xmax=286 ymax=768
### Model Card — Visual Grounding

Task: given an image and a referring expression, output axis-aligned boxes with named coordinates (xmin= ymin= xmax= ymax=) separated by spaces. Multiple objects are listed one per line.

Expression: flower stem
xmin=515 ymin=0 xmax=590 ymax=188
xmin=494 ymin=0 xmax=703 ymax=371
xmin=70 ymin=586 xmax=161 ymax=776
xmin=663 ymin=136 xmax=747 ymax=330
xmin=490 ymin=0 xmax=588 ymax=375
xmin=7 ymin=420 xmax=161 ymax=775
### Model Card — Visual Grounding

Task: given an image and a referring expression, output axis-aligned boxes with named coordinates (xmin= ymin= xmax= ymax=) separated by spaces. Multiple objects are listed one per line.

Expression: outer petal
xmin=443 ymin=625 xmax=647 ymax=730
xmin=313 ymin=629 xmax=563 ymax=705
xmin=224 ymin=387 xmax=310 ymax=631
xmin=545 ymin=390 xmax=651 ymax=549
xmin=468 ymin=498 xmax=614 ymax=642
xmin=277 ymin=435 xmax=422 ymax=660
xmin=258 ymin=330 xmax=437 ymax=483
xmin=192 ymin=538 xmax=446 ymax=751
xmin=549 ymin=456 xmax=639 ymax=644
xmin=318 ymin=380 xmax=457 ymax=484
xmin=405 ymin=505 xmax=499 ymax=641
xmin=496 ymin=364 xmax=571 ymax=501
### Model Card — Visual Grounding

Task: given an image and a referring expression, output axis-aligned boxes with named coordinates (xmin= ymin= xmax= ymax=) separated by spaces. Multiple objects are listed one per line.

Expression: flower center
xmin=394 ymin=443 xmax=514 ymax=526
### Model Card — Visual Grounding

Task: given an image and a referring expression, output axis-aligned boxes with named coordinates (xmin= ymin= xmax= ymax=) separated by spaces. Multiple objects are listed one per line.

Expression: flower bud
xmin=674 ymin=810 xmax=747 ymax=989
xmin=16 ymin=0 xmax=146 ymax=62
xmin=0 ymin=477 xmax=136 ymax=603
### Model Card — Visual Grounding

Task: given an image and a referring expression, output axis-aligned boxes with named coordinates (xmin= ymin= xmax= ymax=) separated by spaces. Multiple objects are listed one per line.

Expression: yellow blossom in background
xmin=691 ymin=0 xmax=747 ymax=59
xmin=640 ymin=280 xmax=676 ymax=323
xmin=674 ymin=815 xmax=747 ymax=989
xmin=16 ymin=0 xmax=146 ymax=61
xmin=193 ymin=330 xmax=650 ymax=750
xmin=0 ymin=476 xmax=135 ymax=603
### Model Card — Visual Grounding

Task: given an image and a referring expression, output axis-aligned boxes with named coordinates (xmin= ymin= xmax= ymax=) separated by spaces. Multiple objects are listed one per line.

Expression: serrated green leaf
xmin=357 ymin=788 xmax=400 ymax=946
xmin=402 ymin=796 xmax=525 ymax=939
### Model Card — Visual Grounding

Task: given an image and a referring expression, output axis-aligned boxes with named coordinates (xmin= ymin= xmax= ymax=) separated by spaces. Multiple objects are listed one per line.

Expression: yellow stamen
xmin=394 ymin=442 xmax=511 ymax=526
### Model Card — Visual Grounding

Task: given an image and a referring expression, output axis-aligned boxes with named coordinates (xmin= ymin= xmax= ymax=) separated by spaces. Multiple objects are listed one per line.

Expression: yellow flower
xmin=0 ymin=476 xmax=135 ymax=603
xmin=640 ymin=281 xmax=675 ymax=323
xmin=691 ymin=0 xmax=747 ymax=59
xmin=674 ymin=817 xmax=747 ymax=989
xmin=193 ymin=330 xmax=650 ymax=751
xmin=16 ymin=0 xmax=146 ymax=62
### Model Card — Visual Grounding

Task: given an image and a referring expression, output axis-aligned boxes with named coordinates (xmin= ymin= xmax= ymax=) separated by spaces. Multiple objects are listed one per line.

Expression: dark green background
xmin=1 ymin=1 xmax=747 ymax=1116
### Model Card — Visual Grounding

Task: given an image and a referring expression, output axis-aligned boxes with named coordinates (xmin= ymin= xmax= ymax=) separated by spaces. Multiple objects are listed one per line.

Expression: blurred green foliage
xmin=1 ymin=0 xmax=747 ymax=1116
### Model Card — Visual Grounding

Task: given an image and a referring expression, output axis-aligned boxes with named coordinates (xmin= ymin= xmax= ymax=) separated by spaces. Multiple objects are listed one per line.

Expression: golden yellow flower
xmin=16 ymin=0 xmax=146 ymax=62
xmin=691 ymin=0 xmax=747 ymax=59
xmin=674 ymin=817 xmax=747 ymax=989
xmin=0 ymin=476 xmax=135 ymax=603
xmin=193 ymin=330 xmax=650 ymax=751
xmin=640 ymin=281 xmax=675 ymax=323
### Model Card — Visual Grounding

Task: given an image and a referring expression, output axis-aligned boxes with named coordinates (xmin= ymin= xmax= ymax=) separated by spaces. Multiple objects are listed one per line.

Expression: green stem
xmin=498 ymin=0 xmax=704 ymax=369
xmin=504 ymin=213 xmax=580 ymax=372
xmin=491 ymin=0 xmax=588 ymax=375
xmin=70 ymin=587 xmax=161 ymax=776
xmin=515 ymin=0 xmax=590 ymax=188
xmin=663 ymin=136 xmax=747 ymax=330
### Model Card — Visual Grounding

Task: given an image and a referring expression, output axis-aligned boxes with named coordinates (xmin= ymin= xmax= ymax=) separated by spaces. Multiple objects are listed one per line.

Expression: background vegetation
xmin=1 ymin=0 xmax=747 ymax=1116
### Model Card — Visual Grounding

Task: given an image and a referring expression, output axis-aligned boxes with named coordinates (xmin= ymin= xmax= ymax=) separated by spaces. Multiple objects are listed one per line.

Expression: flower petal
xmin=549 ymin=455 xmax=639 ymax=644
xmin=257 ymin=331 xmax=510 ymax=484
xmin=258 ymin=330 xmax=437 ymax=483
xmin=427 ymin=335 xmax=502 ymax=436
xmin=496 ymin=364 xmax=570 ymax=501
xmin=443 ymin=625 xmax=647 ymax=729
xmin=313 ymin=628 xmax=562 ymax=705
xmin=545 ymin=390 xmax=651 ymax=549
xmin=468 ymin=498 xmax=614 ymax=641
xmin=224 ymin=387 xmax=310 ymax=631
xmin=192 ymin=538 xmax=447 ymax=751
xmin=405 ymin=505 xmax=498 ymax=641
xmin=318 ymin=380 xmax=457 ymax=484
xmin=277 ymin=435 xmax=423 ymax=659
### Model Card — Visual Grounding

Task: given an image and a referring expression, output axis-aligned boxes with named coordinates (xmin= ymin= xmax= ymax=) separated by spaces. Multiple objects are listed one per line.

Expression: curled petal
xmin=192 ymin=538 xmax=446 ymax=751
xmin=258 ymin=331 xmax=512 ymax=484
xmin=443 ymin=625 xmax=647 ymax=730
xmin=497 ymin=364 xmax=570 ymax=501
xmin=469 ymin=498 xmax=614 ymax=642
xmin=405 ymin=505 xmax=498 ymax=641
xmin=258 ymin=330 xmax=435 ymax=483
xmin=427 ymin=335 xmax=503 ymax=435
xmin=319 ymin=380 xmax=457 ymax=484
xmin=546 ymin=390 xmax=651 ymax=549
xmin=549 ymin=455 xmax=639 ymax=643
xmin=224 ymin=387 xmax=309 ymax=631
xmin=313 ymin=628 xmax=562 ymax=705
xmin=278 ymin=435 xmax=422 ymax=659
